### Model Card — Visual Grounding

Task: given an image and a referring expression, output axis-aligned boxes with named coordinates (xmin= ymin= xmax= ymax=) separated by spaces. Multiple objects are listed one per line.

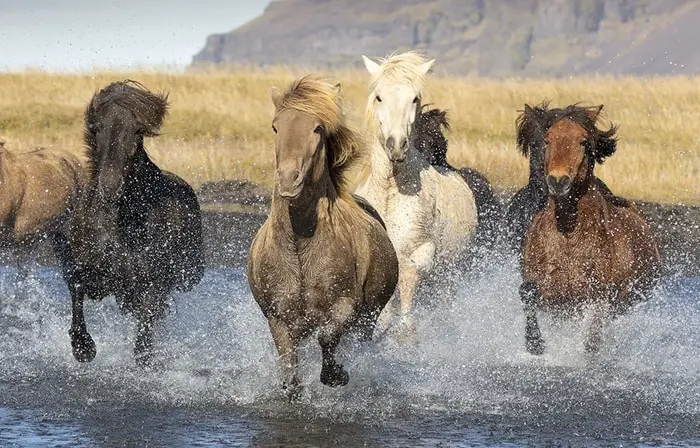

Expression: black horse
xmin=505 ymin=102 xmax=628 ymax=253
xmin=64 ymin=80 xmax=204 ymax=366
xmin=412 ymin=106 xmax=504 ymax=257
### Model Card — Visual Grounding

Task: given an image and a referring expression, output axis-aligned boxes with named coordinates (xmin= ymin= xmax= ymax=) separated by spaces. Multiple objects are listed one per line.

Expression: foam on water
xmin=0 ymin=262 xmax=698 ymax=444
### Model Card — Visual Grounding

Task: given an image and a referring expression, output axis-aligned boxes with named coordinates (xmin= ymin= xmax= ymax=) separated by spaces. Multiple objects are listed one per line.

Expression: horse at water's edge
xmin=518 ymin=103 xmax=661 ymax=354
xmin=355 ymin=51 xmax=478 ymax=335
xmin=247 ymin=76 xmax=398 ymax=401
xmin=64 ymin=80 xmax=204 ymax=366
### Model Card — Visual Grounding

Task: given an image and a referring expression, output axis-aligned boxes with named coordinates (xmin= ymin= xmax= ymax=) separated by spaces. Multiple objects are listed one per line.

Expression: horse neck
xmin=271 ymin=170 xmax=337 ymax=241
xmin=552 ymin=169 xmax=594 ymax=234
xmin=365 ymin=133 xmax=425 ymax=190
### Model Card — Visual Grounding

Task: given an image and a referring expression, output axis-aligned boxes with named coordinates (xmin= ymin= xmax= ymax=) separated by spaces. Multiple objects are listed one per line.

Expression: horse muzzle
xmin=277 ymin=169 xmax=305 ymax=199
xmin=546 ymin=174 xmax=572 ymax=197
xmin=385 ymin=136 xmax=409 ymax=163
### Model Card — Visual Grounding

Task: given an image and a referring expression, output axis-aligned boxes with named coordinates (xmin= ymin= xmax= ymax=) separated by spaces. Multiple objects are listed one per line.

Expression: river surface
xmin=0 ymin=264 xmax=698 ymax=447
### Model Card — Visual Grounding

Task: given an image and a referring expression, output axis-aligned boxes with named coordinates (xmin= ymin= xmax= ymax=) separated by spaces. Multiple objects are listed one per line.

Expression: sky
xmin=0 ymin=0 xmax=269 ymax=71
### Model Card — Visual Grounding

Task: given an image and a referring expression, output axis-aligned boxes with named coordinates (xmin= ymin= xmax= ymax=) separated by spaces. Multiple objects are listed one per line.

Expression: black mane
xmin=516 ymin=101 xmax=618 ymax=165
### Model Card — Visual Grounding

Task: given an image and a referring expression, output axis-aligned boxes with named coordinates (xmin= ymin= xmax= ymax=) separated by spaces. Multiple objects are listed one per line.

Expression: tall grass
xmin=0 ymin=67 xmax=697 ymax=204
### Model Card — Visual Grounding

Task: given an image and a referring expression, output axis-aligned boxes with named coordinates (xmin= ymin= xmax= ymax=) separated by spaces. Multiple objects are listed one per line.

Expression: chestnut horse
xmin=247 ymin=76 xmax=398 ymax=401
xmin=0 ymin=139 xmax=83 ymax=282
xmin=518 ymin=103 xmax=661 ymax=354
xmin=504 ymin=102 xmax=628 ymax=253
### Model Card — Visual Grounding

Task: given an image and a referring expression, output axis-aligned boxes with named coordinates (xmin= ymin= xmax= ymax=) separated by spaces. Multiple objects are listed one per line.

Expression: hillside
xmin=191 ymin=0 xmax=700 ymax=77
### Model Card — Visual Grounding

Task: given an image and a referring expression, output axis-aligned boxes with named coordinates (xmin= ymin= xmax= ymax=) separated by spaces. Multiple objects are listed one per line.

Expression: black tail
xmin=455 ymin=167 xmax=504 ymax=254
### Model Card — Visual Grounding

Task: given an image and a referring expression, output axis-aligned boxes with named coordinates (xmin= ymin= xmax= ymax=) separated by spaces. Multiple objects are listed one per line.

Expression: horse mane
xmin=84 ymin=80 xmax=169 ymax=162
xmin=516 ymin=101 xmax=618 ymax=164
xmin=413 ymin=104 xmax=451 ymax=167
xmin=274 ymin=75 xmax=362 ymax=195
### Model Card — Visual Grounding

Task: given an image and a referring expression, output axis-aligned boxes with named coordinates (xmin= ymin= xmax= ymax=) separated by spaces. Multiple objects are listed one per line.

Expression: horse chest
xmin=251 ymin=225 xmax=357 ymax=325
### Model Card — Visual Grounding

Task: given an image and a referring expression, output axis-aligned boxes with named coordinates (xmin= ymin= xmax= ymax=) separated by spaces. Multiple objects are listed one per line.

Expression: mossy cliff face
xmin=191 ymin=0 xmax=699 ymax=77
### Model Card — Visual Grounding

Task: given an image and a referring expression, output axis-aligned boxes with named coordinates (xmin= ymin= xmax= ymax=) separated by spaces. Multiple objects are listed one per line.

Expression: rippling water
xmin=0 ymin=263 xmax=698 ymax=447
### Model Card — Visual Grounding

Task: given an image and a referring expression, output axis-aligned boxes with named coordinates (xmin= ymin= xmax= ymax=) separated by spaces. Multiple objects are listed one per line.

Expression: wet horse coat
xmin=518 ymin=104 xmax=661 ymax=354
xmin=355 ymin=52 xmax=478 ymax=331
xmin=247 ymin=76 xmax=398 ymax=400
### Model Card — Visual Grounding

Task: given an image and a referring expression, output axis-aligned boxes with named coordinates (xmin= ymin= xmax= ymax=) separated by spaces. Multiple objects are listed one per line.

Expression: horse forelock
xmin=365 ymin=51 xmax=430 ymax=134
xmin=275 ymin=75 xmax=363 ymax=194
xmin=516 ymin=101 xmax=618 ymax=164
xmin=86 ymin=80 xmax=169 ymax=137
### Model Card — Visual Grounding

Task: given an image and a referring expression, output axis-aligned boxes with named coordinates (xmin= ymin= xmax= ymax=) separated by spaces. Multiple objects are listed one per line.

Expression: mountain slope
xmin=191 ymin=0 xmax=700 ymax=77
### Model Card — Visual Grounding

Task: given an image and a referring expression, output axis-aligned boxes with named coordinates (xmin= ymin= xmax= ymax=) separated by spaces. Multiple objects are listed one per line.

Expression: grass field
xmin=0 ymin=67 xmax=698 ymax=204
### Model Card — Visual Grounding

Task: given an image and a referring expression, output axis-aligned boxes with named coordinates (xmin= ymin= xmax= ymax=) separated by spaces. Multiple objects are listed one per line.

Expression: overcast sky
xmin=0 ymin=0 xmax=269 ymax=71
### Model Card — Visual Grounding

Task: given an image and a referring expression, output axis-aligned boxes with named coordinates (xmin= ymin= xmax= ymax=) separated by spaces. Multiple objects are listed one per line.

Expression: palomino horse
xmin=65 ymin=80 xmax=204 ymax=366
xmin=355 ymin=51 xmax=477 ymax=333
xmin=247 ymin=76 xmax=398 ymax=401
xmin=0 ymin=139 xmax=83 ymax=282
xmin=518 ymin=103 xmax=661 ymax=354
xmin=504 ymin=101 xmax=628 ymax=253
xmin=411 ymin=105 xmax=503 ymax=257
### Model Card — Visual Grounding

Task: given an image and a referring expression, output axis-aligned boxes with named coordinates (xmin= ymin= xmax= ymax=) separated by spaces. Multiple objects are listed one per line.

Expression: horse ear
xmin=585 ymin=105 xmax=604 ymax=122
xmin=333 ymin=82 xmax=342 ymax=94
xmin=362 ymin=55 xmax=380 ymax=75
xmin=271 ymin=86 xmax=283 ymax=109
xmin=419 ymin=59 xmax=435 ymax=75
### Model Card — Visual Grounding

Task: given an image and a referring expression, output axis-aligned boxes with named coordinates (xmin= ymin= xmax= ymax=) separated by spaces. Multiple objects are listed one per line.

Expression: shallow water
xmin=0 ymin=264 xmax=698 ymax=447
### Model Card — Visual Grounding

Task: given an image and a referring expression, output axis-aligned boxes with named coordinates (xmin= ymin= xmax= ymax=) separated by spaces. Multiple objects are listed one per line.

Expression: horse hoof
xmin=526 ymin=337 xmax=545 ymax=355
xmin=320 ymin=363 xmax=349 ymax=387
xmin=69 ymin=329 xmax=96 ymax=363
xmin=282 ymin=382 xmax=302 ymax=403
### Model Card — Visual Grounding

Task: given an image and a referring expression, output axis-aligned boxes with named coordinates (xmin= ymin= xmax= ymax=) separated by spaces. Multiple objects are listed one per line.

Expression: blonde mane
xmin=274 ymin=75 xmax=363 ymax=195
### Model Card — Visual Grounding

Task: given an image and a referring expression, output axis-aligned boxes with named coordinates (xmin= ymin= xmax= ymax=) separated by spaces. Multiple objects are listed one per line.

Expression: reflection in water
xmin=0 ymin=265 xmax=698 ymax=447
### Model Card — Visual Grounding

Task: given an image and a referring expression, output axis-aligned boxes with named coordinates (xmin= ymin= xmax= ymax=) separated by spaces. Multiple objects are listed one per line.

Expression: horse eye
xmin=314 ymin=125 xmax=323 ymax=134
xmin=272 ymin=125 xmax=277 ymax=134
xmin=375 ymin=95 xmax=382 ymax=103
xmin=543 ymin=139 xmax=550 ymax=145
xmin=413 ymin=97 xmax=419 ymax=104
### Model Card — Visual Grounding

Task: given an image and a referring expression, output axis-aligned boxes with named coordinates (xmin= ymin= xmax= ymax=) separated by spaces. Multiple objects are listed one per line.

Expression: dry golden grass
xmin=0 ymin=67 xmax=698 ymax=204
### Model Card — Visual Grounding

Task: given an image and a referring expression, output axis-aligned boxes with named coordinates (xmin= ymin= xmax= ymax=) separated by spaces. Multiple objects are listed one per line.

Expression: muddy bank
xmin=2 ymin=181 xmax=698 ymax=276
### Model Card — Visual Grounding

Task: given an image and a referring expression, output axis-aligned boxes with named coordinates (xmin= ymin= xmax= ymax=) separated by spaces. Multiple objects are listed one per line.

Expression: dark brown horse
xmin=519 ymin=103 xmax=661 ymax=354
xmin=411 ymin=105 xmax=504 ymax=257
xmin=0 ymin=140 xmax=83 ymax=281
xmin=247 ymin=76 xmax=398 ymax=401
xmin=64 ymin=80 xmax=204 ymax=366
xmin=505 ymin=102 xmax=629 ymax=253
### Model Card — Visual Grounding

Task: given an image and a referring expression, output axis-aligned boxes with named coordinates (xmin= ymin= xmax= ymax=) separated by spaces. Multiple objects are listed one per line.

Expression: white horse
xmin=354 ymin=51 xmax=478 ymax=334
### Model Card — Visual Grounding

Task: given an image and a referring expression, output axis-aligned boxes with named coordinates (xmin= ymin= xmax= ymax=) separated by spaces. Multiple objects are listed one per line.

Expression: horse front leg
xmin=133 ymin=289 xmax=166 ymax=368
xmin=68 ymin=278 xmax=96 ymax=362
xmin=318 ymin=297 xmax=356 ymax=388
xmin=584 ymin=289 xmax=614 ymax=353
xmin=520 ymin=281 xmax=545 ymax=355
xmin=268 ymin=317 xmax=302 ymax=402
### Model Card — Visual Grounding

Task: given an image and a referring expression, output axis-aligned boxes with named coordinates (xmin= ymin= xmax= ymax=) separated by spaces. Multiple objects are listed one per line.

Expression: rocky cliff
xmin=191 ymin=0 xmax=700 ymax=77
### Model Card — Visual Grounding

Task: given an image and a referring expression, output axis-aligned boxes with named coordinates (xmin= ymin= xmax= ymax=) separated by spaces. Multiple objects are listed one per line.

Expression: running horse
xmin=247 ymin=76 xmax=398 ymax=401
xmin=0 ymin=138 xmax=83 ymax=283
xmin=518 ymin=103 xmax=661 ymax=354
xmin=64 ymin=80 xmax=204 ymax=366
xmin=355 ymin=51 xmax=478 ymax=334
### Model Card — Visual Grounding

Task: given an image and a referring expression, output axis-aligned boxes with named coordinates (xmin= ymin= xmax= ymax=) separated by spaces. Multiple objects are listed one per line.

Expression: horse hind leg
xmin=520 ymin=281 xmax=545 ymax=355
xmin=268 ymin=317 xmax=302 ymax=402
xmin=133 ymin=290 xmax=169 ymax=368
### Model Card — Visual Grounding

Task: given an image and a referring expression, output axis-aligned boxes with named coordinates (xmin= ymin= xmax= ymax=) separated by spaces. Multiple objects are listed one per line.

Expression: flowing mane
xmin=84 ymin=80 xmax=169 ymax=166
xmin=273 ymin=75 xmax=362 ymax=195
xmin=516 ymin=101 xmax=618 ymax=164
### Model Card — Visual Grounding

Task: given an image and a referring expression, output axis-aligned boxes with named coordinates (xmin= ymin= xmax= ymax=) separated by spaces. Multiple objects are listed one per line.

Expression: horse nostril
xmin=386 ymin=136 xmax=395 ymax=151
xmin=547 ymin=174 xmax=572 ymax=194
xmin=399 ymin=138 xmax=408 ymax=150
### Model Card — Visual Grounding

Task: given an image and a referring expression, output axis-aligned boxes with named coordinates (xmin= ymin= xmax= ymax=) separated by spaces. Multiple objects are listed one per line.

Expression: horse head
xmin=362 ymin=51 xmax=434 ymax=163
xmin=84 ymin=80 xmax=168 ymax=202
